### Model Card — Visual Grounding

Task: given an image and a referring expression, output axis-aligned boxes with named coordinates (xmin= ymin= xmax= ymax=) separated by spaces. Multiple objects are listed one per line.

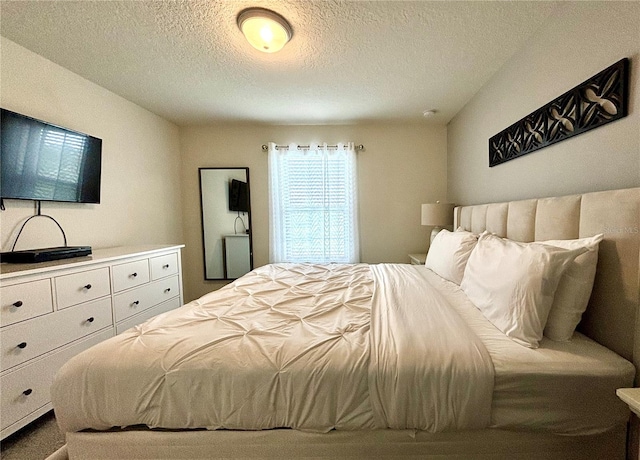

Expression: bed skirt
xmin=59 ymin=424 xmax=627 ymax=460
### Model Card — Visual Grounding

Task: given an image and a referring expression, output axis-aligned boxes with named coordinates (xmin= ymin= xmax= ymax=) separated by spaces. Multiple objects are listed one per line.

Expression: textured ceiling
xmin=0 ymin=1 xmax=562 ymax=126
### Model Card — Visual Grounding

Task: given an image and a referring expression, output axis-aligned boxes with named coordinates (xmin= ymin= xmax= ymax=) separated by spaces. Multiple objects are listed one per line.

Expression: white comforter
xmin=368 ymin=264 xmax=493 ymax=430
xmin=51 ymin=263 xmax=494 ymax=433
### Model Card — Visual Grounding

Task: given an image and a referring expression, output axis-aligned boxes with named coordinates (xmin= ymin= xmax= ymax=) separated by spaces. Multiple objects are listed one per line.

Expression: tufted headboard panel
xmin=455 ymin=187 xmax=640 ymax=382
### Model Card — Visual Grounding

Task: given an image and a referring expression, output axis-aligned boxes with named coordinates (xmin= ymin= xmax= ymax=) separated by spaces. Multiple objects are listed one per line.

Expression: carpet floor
xmin=1 ymin=411 xmax=65 ymax=460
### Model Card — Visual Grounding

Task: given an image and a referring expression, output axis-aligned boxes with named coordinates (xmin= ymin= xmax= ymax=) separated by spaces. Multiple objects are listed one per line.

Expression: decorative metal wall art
xmin=489 ymin=58 xmax=629 ymax=167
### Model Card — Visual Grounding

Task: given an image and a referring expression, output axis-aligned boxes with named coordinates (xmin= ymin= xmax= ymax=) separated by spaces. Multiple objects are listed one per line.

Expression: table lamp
xmin=421 ymin=202 xmax=455 ymax=243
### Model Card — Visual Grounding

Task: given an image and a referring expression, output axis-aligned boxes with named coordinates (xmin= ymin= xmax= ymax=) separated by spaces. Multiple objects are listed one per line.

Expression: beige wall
xmin=180 ymin=123 xmax=447 ymax=301
xmin=448 ymin=2 xmax=640 ymax=205
xmin=0 ymin=38 xmax=184 ymax=251
xmin=0 ymin=37 xmax=446 ymax=304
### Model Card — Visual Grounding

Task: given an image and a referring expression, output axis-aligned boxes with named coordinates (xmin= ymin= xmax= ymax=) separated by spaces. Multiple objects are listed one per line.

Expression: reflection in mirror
xmin=199 ymin=167 xmax=253 ymax=280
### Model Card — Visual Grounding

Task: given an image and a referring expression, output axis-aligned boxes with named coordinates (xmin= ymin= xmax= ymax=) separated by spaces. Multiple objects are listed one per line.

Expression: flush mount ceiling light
xmin=237 ymin=7 xmax=293 ymax=53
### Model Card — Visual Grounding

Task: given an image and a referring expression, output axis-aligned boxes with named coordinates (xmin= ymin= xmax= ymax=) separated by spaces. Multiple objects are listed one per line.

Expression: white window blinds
xmin=268 ymin=142 xmax=359 ymax=263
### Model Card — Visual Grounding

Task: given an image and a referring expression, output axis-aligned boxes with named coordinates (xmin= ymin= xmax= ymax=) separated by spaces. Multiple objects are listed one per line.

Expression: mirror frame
xmin=198 ymin=167 xmax=253 ymax=280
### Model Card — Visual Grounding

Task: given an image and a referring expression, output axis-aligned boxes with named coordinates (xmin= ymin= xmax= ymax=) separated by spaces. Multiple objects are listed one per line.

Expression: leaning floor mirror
xmin=199 ymin=167 xmax=253 ymax=280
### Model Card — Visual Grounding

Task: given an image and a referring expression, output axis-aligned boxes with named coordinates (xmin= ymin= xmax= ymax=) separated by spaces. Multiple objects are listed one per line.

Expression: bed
xmin=50 ymin=187 xmax=640 ymax=459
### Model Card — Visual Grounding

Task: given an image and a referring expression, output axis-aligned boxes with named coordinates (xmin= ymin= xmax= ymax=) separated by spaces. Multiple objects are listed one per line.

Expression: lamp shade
xmin=421 ymin=202 xmax=454 ymax=227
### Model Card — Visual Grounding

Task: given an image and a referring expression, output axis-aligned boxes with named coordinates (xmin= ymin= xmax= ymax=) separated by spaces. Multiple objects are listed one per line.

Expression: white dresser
xmin=0 ymin=244 xmax=184 ymax=439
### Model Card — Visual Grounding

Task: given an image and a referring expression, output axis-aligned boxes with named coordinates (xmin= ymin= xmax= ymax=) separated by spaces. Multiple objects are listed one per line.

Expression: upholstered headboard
xmin=454 ymin=187 xmax=640 ymax=383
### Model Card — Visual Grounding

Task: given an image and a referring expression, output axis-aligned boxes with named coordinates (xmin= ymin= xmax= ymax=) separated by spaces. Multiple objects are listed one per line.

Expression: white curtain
xmin=268 ymin=142 xmax=359 ymax=263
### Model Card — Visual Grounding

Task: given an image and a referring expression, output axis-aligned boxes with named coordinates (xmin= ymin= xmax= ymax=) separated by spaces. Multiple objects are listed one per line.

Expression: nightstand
xmin=617 ymin=388 xmax=640 ymax=416
xmin=409 ymin=253 xmax=426 ymax=265
xmin=616 ymin=388 xmax=640 ymax=459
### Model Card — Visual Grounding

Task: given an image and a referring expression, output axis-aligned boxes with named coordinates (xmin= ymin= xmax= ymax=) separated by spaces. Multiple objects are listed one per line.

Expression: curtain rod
xmin=261 ymin=144 xmax=365 ymax=151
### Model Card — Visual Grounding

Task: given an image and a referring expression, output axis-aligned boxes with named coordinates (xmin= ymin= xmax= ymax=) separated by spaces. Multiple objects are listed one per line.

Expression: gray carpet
xmin=0 ymin=411 xmax=65 ymax=460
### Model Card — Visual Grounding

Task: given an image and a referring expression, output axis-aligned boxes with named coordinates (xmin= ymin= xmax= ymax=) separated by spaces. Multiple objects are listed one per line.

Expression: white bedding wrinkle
xmin=51 ymin=263 xmax=495 ymax=434
xmin=53 ymin=264 xmax=377 ymax=433
xmin=368 ymin=264 xmax=494 ymax=431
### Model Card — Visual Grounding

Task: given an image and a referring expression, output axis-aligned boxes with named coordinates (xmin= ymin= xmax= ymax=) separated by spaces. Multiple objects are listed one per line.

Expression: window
xmin=268 ymin=142 xmax=359 ymax=263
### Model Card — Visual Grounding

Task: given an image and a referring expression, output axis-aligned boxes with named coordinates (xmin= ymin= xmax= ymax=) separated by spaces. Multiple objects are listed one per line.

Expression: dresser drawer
xmin=1 ymin=279 xmax=53 ymax=327
xmin=112 ymin=259 xmax=150 ymax=293
xmin=55 ymin=268 xmax=111 ymax=309
xmin=0 ymin=328 xmax=113 ymax=432
xmin=113 ymin=276 xmax=180 ymax=323
xmin=150 ymin=253 xmax=178 ymax=280
xmin=116 ymin=296 xmax=181 ymax=335
xmin=1 ymin=297 xmax=112 ymax=371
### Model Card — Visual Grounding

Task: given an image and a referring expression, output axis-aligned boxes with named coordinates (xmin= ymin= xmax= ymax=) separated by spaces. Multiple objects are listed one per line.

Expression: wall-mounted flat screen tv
xmin=0 ymin=108 xmax=102 ymax=204
xmin=229 ymin=179 xmax=249 ymax=212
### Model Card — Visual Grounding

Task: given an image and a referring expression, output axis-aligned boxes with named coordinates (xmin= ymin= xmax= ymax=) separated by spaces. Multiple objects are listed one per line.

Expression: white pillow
xmin=425 ymin=229 xmax=478 ymax=285
xmin=542 ymin=234 xmax=604 ymax=341
xmin=461 ymin=233 xmax=586 ymax=348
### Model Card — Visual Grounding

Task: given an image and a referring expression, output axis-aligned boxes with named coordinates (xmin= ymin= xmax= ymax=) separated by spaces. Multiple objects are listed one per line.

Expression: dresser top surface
xmin=0 ymin=244 xmax=184 ymax=279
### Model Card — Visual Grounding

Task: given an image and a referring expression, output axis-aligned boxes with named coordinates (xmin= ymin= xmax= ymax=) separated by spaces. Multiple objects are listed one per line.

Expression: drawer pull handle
xmin=17 ymin=342 xmax=27 ymax=349
xmin=13 ymin=300 xmax=23 ymax=308
xmin=164 ymin=288 xmax=171 ymax=293
xmin=131 ymin=272 xmax=138 ymax=278
xmin=87 ymin=317 xmax=95 ymax=323
xmin=23 ymin=389 xmax=33 ymax=396
xmin=163 ymin=264 xmax=170 ymax=269
xmin=84 ymin=284 xmax=92 ymax=290
xmin=132 ymin=300 xmax=140 ymax=306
